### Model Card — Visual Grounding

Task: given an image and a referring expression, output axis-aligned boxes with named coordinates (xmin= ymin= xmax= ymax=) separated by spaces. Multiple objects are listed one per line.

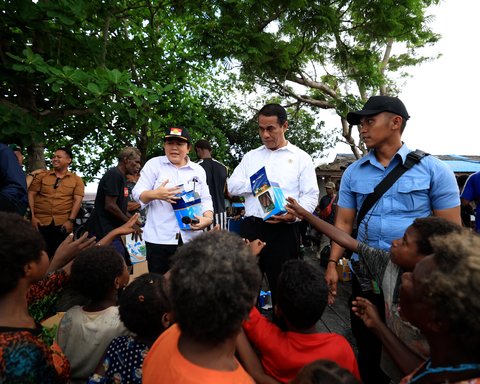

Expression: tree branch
xmin=288 ymin=75 xmax=338 ymax=100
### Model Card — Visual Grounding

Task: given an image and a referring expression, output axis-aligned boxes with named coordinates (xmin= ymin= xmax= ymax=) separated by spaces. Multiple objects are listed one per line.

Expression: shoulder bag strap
xmin=356 ymin=150 xmax=429 ymax=226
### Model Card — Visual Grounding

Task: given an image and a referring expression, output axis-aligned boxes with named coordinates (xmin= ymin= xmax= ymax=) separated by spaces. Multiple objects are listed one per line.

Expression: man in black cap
xmin=132 ymin=126 xmax=213 ymax=274
xmin=326 ymin=96 xmax=461 ymax=383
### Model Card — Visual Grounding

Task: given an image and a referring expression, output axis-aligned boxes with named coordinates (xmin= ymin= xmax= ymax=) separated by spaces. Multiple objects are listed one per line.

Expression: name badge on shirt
xmin=124 ymin=187 xmax=129 ymax=197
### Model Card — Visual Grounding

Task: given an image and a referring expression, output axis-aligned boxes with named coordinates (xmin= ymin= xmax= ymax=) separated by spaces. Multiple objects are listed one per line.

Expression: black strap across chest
xmin=356 ymin=149 xmax=429 ymax=226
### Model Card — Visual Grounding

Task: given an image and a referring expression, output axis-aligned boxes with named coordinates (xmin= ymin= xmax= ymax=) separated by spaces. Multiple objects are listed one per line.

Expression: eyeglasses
xmin=53 ymin=177 xmax=61 ymax=189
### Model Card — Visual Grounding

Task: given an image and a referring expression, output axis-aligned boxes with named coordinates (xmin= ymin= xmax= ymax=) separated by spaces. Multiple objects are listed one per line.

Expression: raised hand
xmin=351 ymin=296 xmax=382 ymax=330
xmin=285 ymin=196 xmax=309 ymax=220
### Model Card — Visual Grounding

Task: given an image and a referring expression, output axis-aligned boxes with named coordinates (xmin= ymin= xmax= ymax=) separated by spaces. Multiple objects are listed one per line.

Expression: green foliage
xmin=1 ymin=0 xmax=443 ymax=171
xmin=0 ymin=0 xmax=237 ymax=175
xmin=184 ymin=0 xmax=442 ymax=156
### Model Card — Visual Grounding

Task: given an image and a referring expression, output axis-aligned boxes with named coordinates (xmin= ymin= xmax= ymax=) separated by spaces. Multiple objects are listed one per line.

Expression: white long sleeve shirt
xmin=132 ymin=156 xmax=213 ymax=245
xmin=228 ymin=143 xmax=319 ymax=218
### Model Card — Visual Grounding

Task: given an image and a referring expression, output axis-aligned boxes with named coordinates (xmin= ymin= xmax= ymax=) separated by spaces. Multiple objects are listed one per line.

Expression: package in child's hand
xmin=336 ymin=258 xmax=352 ymax=282
xmin=171 ymin=184 xmax=202 ymax=230
xmin=250 ymin=167 xmax=287 ymax=221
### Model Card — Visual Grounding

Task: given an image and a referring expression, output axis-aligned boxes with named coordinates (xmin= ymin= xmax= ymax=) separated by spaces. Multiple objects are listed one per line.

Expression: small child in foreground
xmin=89 ymin=273 xmax=172 ymax=383
xmin=142 ymin=230 xmax=261 ymax=384
xmin=56 ymin=246 xmax=131 ymax=384
xmin=243 ymin=259 xmax=360 ymax=383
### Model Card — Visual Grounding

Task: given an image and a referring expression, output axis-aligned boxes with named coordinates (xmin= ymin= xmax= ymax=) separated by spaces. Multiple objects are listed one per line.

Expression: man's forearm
xmin=105 ymin=204 xmax=130 ymax=223
xmin=69 ymin=196 xmax=83 ymax=220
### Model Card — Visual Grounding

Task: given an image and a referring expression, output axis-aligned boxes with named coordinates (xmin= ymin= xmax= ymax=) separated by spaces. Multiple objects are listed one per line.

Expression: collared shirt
xmin=228 ymin=142 xmax=319 ymax=218
xmin=132 ymin=156 xmax=213 ymax=245
xmin=460 ymin=171 xmax=480 ymax=232
xmin=339 ymin=143 xmax=460 ymax=254
xmin=29 ymin=170 xmax=85 ymax=226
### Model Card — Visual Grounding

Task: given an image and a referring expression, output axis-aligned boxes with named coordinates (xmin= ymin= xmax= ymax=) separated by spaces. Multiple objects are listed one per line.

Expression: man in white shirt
xmin=132 ymin=127 xmax=214 ymax=274
xmin=228 ymin=104 xmax=319 ymax=303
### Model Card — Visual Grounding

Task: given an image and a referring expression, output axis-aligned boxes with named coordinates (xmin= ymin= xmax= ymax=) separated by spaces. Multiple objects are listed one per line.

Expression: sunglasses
xmin=53 ymin=177 xmax=61 ymax=189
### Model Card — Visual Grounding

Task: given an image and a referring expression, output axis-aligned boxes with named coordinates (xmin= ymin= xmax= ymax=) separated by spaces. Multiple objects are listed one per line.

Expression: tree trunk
xmin=27 ymin=142 xmax=46 ymax=171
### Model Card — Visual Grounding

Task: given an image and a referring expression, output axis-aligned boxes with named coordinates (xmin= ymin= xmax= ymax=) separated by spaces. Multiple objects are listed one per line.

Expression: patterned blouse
xmin=88 ymin=336 xmax=150 ymax=383
xmin=0 ymin=324 xmax=70 ymax=383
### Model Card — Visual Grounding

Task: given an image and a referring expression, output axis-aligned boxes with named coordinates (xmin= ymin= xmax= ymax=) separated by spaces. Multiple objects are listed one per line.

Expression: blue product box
xmin=250 ymin=167 xmax=287 ymax=221
xmin=171 ymin=186 xmax=202 ymax=230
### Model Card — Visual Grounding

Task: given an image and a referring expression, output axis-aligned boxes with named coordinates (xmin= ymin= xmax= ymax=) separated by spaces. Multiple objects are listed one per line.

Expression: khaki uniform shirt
xmin=29 ymin=170 xmax=85 ymax=226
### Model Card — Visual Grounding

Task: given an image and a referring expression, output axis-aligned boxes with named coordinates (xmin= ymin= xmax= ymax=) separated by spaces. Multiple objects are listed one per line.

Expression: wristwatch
xmin=68 ymin=218 xmax=75 ymax=224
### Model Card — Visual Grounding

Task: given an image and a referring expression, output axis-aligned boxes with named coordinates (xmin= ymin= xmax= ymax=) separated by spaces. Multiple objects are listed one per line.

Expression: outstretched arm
xmin=352 ymin=297 xmax=424 ymax=375
xmin=96 ymin=213 xmax=140 ymax=246
xmin=286 ymin=197 xmax=359 ymax=252
xmin=235 ymin=329 xmax=281 ymax=384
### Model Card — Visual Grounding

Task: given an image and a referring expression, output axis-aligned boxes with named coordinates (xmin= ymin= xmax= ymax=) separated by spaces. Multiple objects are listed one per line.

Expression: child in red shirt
xmin=243 ymin=260 xmax=360 ymax=383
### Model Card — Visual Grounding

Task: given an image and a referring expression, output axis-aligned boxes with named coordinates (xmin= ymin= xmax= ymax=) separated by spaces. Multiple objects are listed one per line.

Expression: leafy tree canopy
xmin=182 ymin=0 xmax=441 ymax=157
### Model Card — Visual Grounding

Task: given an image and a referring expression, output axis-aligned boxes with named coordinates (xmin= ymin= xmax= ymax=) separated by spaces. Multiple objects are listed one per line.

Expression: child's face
xmin=399 ymin=255 xmax=436 ymax=328
xmin=389 ymin=226 xmax=424 ymax=271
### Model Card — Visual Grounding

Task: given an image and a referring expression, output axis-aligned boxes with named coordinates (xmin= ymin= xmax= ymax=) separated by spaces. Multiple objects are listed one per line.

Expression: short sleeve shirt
xmin=88 ymin=167 xmax=127 ymax=238
xmin=339 ymin=144 xmax=460 ymax=253
xmin=29 ymin=170 xmax=85 ymax=226
xmin=460 ymin=171 xmax=480 ymax=232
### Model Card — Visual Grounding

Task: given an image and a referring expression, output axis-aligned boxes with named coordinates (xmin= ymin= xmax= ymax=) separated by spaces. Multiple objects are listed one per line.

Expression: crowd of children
xmin=1 ymin=203 xmax=480 ymax=384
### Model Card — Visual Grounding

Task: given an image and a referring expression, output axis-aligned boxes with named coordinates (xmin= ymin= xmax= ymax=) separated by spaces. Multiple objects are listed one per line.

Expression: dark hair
xmin=277 ymin=260 xmax=328 ymax=329
xmin=291 ymin=360 xmax=360 ymax=384
xmin=70 ymin=246 xmax=126 ymax=301
xmin=258 ymin=103 xmax=288 ymax=125
xmin=56 ymin=147 xmax=73 ymax=159
xmin=0 ymin=212 xmax=46 ymax=295
xmin=194 ymin=139 xmax=212 ymax=152
xmin=119 ymin=273 xmax=171 ymax=339
xmin=170 ymin=231 xmax=261 ymax=345
xmin=423 ymin=232 xmax=480 ymax=355
xmin=117 ymin=147 xmax=141 ymax=162
xmin=410 ymin=217 xmax=463 ymax=256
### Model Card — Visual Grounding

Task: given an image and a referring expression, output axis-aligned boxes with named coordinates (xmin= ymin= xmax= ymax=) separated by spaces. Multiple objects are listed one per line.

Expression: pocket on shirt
xmin=350 ymin=180 xmax=376 ymax=196
xmin=396 ymin=178 xmax=430 ymax=211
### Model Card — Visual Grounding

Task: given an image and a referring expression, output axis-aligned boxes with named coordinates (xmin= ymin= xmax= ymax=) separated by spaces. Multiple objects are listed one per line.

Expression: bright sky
xmin=323 ymin=0 xmax=480 ymax=163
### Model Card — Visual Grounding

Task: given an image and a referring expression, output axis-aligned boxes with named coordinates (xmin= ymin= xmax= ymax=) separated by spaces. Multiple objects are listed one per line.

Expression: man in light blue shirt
xmin=326 ymin=96 xmax=461 ymax=384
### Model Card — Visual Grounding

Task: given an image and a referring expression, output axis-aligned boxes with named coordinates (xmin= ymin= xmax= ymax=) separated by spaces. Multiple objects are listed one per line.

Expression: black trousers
xmin=39 ymin=221 xmax=68 ymax=259
xmin=350 ymin=274 xmax=390 ymax=384
xmin=145 ymin=239 xmax=183 ymax=274
xmin=240 ymin=216 xmax=301 ymax=305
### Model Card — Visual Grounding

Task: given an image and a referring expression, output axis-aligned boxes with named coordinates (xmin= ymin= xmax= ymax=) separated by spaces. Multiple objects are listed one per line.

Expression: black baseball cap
xmin=346 ymin=96 xmax=410 ymax=125
xmin=163 ymin=126 xmax=191 ymax=143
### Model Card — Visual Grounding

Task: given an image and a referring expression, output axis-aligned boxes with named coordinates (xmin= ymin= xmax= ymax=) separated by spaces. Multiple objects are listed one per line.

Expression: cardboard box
xmin=171 ymin=186 xmax=202 ymax=230
xmin=336 ymin=257 xmax=352 ymax=282
xmin=250 ymin=167 xmax=287 ymax=221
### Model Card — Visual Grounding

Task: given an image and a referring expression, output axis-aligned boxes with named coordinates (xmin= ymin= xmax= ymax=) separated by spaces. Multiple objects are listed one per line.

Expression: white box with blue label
xmin=250 ymin=167 xmax=287 ymax=221
xmin=171 ymin=186 xmax=203 ymax=230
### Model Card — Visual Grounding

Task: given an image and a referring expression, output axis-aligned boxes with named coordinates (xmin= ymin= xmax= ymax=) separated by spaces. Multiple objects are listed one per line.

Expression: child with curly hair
xmin=88 ymin=273 xmax=172 ymax=383
xmin=56 ymin=246 xmax=131 ymax=384
xmin=142 ymin=231 xmax=262 ymax=384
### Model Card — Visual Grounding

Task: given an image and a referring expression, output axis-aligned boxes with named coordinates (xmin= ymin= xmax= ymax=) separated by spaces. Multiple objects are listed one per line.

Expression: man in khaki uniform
xmin=28 ymin=147 xmax=84 ymax=257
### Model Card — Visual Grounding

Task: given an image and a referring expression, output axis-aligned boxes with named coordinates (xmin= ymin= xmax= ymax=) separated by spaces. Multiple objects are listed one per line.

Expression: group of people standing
xmin=1 ymin=96 xmax=479 ymax=384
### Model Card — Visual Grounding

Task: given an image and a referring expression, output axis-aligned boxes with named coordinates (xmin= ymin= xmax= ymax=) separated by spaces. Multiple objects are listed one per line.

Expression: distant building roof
xmin=316 ymin=153 xmax=480 ymax=175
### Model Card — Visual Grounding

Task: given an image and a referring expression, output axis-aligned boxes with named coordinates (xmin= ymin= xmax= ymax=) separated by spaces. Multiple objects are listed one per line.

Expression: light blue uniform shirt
xmin=339 ymin=143 xmax=460 ymax=258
